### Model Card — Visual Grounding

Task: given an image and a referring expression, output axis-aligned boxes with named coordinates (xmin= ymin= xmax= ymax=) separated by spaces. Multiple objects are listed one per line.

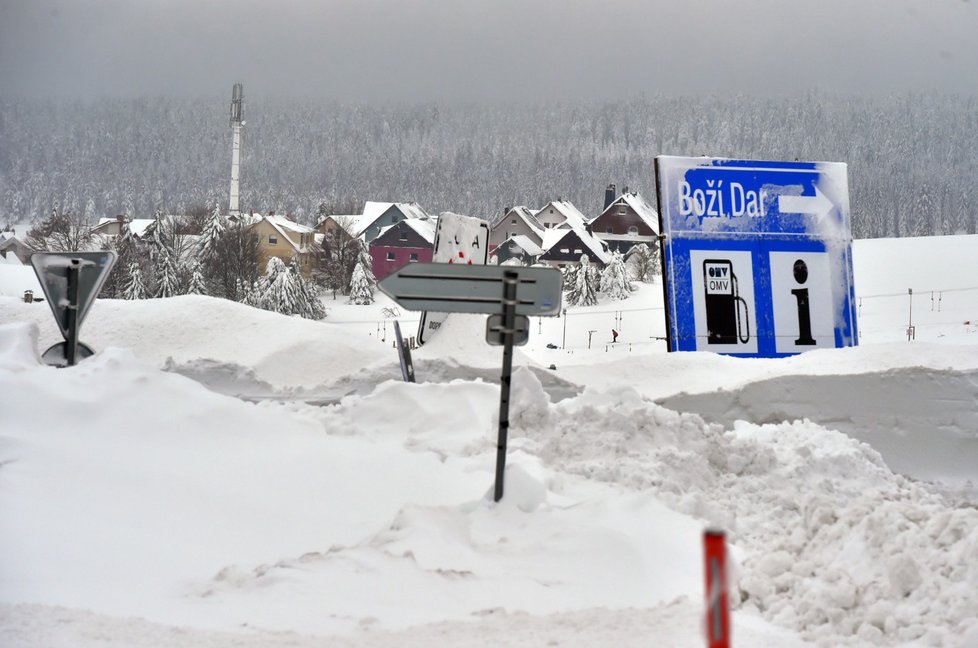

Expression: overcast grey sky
xmin=1 ymin=0 xmax=976 ymax=103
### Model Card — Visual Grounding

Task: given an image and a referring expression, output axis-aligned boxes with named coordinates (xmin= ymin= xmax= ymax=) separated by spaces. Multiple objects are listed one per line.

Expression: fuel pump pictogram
xmin=703 ymin=259 xmax=750 ymax=344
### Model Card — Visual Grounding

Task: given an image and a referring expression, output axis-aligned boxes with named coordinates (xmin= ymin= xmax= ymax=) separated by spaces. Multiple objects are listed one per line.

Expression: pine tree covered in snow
xmin=356 ymin=240 xmax=376 ymax=284
xmin=259 ymin=256 xmax=301 ymax=315
xmin=122 ymin=262 xmax=148 ymax=300
xmin=565 ymin=255 xmax=598 ymax=306
xmin=186 ymin=261 xmax=207 ymax=295
xmin=198 ymin=204 xmax=226 ymax=260
xmin=346 ymin=240 xmax=376 ymax=304
xmin=289 ymin=258 xmax=326 ymax=320
xmin=154 ymin=248 xmax=180 ymax=298
xmin=347 ymin=264 xmax=374 ymax=305
xmin=625 ymin=243 xmax=660 ymax=282
xmin=599 ymin=252 xmax=633 ymax=300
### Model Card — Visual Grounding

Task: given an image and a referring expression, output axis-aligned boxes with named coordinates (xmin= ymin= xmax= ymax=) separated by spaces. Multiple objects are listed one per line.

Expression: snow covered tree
xmin=626 ymin=243 xmax=660 ymax=282
xmin=356 ymin=239 xmax=376 ymax=284
xmin=198 ymin=204 xmax=226 ymax=260
xmin=347 ymin=263 xmax=375 ymax=305
xmin=346 ymin=240 xmax=376 ymax=304
xmin=186 ymin=260 xmax=207 ymax=295
xmin=154 ymin=248 xmax=180 ymax=298
xmin=289 ymin=258 xmax=326 ymax=319
xmin=599 ymin=252 xmax=633 ymax=300
xmin=565 ymin=255 xmax=598 ymax=306
xmin=259 ymin=256 xmax=301 ymax=315
xmin=122 ymin=262 xmax=148 ymax=300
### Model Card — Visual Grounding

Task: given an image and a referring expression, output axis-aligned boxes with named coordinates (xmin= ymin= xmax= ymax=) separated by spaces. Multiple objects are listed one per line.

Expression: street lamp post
xmin=562 ymin=308 xmax=568 ymax=349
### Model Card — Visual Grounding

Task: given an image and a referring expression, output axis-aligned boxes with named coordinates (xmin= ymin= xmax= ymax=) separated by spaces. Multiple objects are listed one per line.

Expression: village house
xmin=589 ymin=185 xmax=660 ymax=254
xmin=537 ymin=223 xmax=611 ymax=269
xmin=90 ymin=215 xmax=158 ymax=240
xmin=489 ymin=206 xmax=545 ymax=251
xmin=492 ymin=234 xmax=545 ymax=266
xmin=533 ymin=199 xmax=590 ymax=231
xmin=369 ymin=218 xmax=436 ymax=280
xmin=248 ymin=214 xmax=317 ymax=275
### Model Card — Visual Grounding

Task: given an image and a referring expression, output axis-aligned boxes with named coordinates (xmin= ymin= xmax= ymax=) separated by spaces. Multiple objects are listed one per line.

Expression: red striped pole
xmin=704 ymin=528 xmax=730 ymax=648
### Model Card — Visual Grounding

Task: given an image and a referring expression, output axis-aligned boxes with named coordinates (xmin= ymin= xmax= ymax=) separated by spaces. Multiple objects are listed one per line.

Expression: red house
xmin=369 ymin=218 xmax=436 ymax=280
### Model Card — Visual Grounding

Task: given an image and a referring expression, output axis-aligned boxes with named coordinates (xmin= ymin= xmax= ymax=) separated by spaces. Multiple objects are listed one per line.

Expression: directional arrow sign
xmin=778 ymin=186 xmax=834 ymax=222
xmin=30 ymin=251 xmax=118 ymax=338
xmin=378 ymin=263 xmax=562 ymax=317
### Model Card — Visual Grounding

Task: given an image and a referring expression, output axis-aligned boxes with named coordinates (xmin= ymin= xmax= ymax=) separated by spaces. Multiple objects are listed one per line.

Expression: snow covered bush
xmin=599 ymin=251 xmax=633 ymax=300
xmin=565 ymin=255 xmax=599 ymax=307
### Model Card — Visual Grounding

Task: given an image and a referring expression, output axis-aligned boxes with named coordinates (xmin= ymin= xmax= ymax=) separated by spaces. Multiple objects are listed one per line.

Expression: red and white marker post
xmin=704 ymin=528 xmax=730 ymax=648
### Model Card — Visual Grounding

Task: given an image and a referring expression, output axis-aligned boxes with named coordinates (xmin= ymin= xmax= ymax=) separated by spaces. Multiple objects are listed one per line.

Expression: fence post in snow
xmin=704 ymin=529 xmax=730 ymax=648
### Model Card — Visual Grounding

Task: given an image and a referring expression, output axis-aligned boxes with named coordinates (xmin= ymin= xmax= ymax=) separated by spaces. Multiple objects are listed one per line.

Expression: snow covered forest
xmin=2 ymin=92 xmax=976 ymax=237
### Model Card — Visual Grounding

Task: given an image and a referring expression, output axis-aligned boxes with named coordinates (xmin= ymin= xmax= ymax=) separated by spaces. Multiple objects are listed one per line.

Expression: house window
xmin=606 ymin=226 xmax=613 ymax=233
xmin=399 ymin=231 xmax=408 ymax=241
xmin=574 ymin=249 xmax=582 ymax=254
xmin=386 ymin=252 xmax=396 ymax=261
xmin=560 ymin=248 xmax=569 ymax=253
xmin=628 ymin=226 xmax=639 ymax=235
xmin=409 ymin=253 xmax=419 ymax=262
xmin=511 ymin=219 xmax=517 ymax=224
xmin=618 ymin=207 xmax=627 ymax=215
xmin=269 ymin=235 xmax=277 ymax=245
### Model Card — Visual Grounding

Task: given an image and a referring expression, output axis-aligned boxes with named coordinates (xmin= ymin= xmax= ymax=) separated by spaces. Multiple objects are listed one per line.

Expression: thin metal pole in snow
xmin=493 ymin=271 xmax=519 ymax=503
xmin=65 ymin=261 xmax=81 ymax=367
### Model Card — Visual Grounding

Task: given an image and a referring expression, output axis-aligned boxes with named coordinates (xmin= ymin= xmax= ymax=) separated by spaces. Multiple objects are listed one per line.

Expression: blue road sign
xmin=655 ymin=156 xmax=857 ymax=358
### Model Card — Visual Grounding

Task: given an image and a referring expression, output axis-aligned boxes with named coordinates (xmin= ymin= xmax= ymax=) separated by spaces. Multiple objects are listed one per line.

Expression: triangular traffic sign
xmin=30 ymin=251 xmax=118 ymax=339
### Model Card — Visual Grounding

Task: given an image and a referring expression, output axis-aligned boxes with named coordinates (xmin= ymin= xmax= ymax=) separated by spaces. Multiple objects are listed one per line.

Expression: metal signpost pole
xmin=65 ymin=260 xmax=81 ymax=366
xmin=493 ymin=271 xmax=518 ymax=502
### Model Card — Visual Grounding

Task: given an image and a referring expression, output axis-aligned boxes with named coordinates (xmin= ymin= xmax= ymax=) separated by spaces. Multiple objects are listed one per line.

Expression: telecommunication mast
xmin=228 ymin=83 xmax=244 ymax=216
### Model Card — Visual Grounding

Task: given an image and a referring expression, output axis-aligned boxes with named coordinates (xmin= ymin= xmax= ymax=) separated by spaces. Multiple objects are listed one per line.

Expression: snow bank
xmin=0 ymin=294 xmax=394 ymax=387
xmin=517 ymin=387 xmax=978 ymax=646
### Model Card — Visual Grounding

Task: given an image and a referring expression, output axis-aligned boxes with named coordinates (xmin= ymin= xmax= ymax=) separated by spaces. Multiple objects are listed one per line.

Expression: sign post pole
xmin=65 ymin=260 xmax=82 ymax=366
xmin=493 ymin=271 xmax=519 ymax=502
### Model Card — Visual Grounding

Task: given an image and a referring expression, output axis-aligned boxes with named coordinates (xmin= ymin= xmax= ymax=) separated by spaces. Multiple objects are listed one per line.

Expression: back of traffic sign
xmin=30 ymin=251 xmax=118 ymax=338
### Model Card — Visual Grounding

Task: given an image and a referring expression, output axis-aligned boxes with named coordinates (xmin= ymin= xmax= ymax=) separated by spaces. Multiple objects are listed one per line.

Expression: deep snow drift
xmin=1 ymin=234 xmax=977 ymax=647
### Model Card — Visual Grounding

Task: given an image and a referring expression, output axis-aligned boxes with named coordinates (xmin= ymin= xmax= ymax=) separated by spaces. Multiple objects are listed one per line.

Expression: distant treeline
xmin=1 ymin=93 xmax=976 ymax=238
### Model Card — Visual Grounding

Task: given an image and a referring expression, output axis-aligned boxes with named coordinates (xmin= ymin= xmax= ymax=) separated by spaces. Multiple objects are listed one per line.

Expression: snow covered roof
xmin=92 ymin=218 xmax=157 ymax=238
xmin=264 ymin=215 xmax=313 ymax=235
xmin=510 ymin=206 xmax=546 ymax=238
xmin=256 ymin=215 xmax=314 ymax=254
xmin=359 ymin=202 xmax=430 ymax=236
xmin=602 ymin=192 xmax=660 ymax=232
xmin=504 ymin=234 xmax=544 ymax=256
xmin=374 ymin=218 xmax=436 ymax=245
xmin=542 ymin=226 xmax=611 ymax=264
xmin=547 ymin=200 xmax=589 ymax=230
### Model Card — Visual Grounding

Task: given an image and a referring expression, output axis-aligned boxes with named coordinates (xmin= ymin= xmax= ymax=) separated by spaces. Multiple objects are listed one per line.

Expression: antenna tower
xmin=228 ymin=83 xmax=244 ymax=216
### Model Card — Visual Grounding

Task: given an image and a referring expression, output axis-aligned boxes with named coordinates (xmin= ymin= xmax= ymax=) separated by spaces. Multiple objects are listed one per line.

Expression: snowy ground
xmin=1 ymin=234 xmax=977 ymax=647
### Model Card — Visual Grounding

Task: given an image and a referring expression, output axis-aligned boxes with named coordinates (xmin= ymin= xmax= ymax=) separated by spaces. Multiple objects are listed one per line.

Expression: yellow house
xmin=248 ymin=215 xmax=317 ymax=276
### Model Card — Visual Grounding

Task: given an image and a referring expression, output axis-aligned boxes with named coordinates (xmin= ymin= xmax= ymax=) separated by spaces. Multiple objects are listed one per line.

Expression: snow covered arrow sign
xmin=379 ymin=263 xmax=562 ymax=317
xmin=379 ymin=262 xmax=563 ymax=503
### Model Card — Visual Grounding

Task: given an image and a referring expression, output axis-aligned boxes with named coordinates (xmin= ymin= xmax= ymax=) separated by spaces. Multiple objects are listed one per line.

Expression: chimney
xmin=604 ymin=184 xmax=616 ymax=210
